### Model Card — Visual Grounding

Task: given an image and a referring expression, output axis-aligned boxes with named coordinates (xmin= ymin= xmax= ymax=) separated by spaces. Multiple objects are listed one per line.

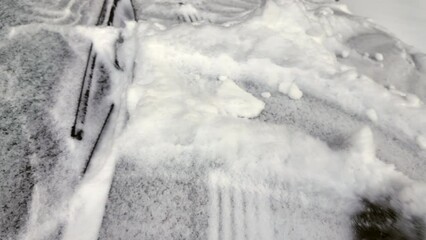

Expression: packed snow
xmin=1 ymin=0 xmax=426 ymax=240
xmin=99 ymin=1 xmax=426 ymax=239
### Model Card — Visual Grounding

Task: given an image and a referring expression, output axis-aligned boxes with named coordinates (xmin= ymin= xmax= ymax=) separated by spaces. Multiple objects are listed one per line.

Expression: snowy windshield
xmin=1 ymin=1 xmax=426 ymax=240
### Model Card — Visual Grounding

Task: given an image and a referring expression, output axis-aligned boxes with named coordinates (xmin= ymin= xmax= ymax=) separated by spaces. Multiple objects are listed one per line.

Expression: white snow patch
xmin=416 ymin=135 xmax=426 ymax=150
xmin=374 ymin=53 xmax=384 ymax=62
xmin=261 ymin=92 xmax=271 ymax=98
xmin=405 ymin=94 xmax=422 ymax=108
xmin=341 ymin=49 xmax=350 ymax=58
xmin=218 ymin=75 xmax=228 ymax=81
xmin=366 ymin=108 xmax=378 ymax=122
xmin=279 ymin=81 xmax=303 ymax=100
xmin=288 ymin=83 xmax=303 ymax=100
xmin=62 ymin=151 xmax=118 ymax=240
xmin=215 ymin=78 xmax=265 ymax=118
xmin=75 ymin=26 xmax=120 ymax=69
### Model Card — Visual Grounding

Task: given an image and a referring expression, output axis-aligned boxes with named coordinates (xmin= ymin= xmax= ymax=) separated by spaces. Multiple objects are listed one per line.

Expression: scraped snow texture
xmin=99 ymin=1 xmax=426 ymax=239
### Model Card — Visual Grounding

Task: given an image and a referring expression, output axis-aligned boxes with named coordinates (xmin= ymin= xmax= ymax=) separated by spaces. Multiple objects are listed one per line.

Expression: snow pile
xmin=278 ymin=81 xmax=303 ymax=100
xmin=99 ymin=1 xmax=426 ymax=239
